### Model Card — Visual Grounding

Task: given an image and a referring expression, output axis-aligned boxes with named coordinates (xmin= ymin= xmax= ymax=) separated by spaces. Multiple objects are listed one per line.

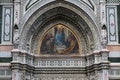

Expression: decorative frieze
xmin=11 ymin=49 xmax=110 ymax=80
xmin=0 ymin=0 xmax=13 ymax=3
xmin=35 ymin=58 xmax=84 ymax=67
xmin=106 ymin=0 xmax=120 ymax=3
xmin=34 ymin=74 xmax=87 ymax=80
xmin=11 ymin=49 xmax=109 ymax=68
xmin=0 ymin=69 xmax=11 ymax=76
xmin=109 ymin=69 xmax=120 ymax=76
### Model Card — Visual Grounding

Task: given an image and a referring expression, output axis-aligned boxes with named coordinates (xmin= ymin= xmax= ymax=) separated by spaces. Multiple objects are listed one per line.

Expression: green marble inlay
xmin=0 ymin=5 xmax=2 ymax=43
xmin=0 ymin=57 xmax=12 ymax=63
xmin=107 ymin=0 xmax=120 ymax=3
xmin=109 ymin=57 xmax=120 ymax=62
xmin=117 ymin=5 xmax=120 ymax=43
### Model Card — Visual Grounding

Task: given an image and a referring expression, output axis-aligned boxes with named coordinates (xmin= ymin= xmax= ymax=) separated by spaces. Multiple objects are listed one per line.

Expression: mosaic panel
xmin=40 ymin=24 xmax=79 ymax=54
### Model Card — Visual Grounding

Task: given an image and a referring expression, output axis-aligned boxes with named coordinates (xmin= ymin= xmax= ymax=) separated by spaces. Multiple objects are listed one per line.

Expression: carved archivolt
xmin=28 ymin=7 xmax=96 ymax=55
xmin=31 ymin=19 xmax=89 ymax=55
xmin=20 ymin=4 xmax=101 ymax=55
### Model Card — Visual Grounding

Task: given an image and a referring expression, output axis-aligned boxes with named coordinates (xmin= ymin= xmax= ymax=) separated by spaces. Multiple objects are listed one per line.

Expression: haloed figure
xmin=55 ymin=28 xmax=65 ymax=46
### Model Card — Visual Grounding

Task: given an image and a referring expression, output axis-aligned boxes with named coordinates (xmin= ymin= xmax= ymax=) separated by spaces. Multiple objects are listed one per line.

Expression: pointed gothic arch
xmin=19 ymin=1 xmax=101 ymax=55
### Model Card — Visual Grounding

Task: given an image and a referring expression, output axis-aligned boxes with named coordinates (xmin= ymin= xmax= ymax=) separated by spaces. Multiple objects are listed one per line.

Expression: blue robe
xmin=55 ymin=32 xmax=65 ymax=45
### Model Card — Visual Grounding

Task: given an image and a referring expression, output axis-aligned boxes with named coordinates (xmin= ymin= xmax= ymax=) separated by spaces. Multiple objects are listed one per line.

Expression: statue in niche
xmin=101 ymin=25 xmax=107 ymax=48
xmin=101 ymin=25 xmax=107 ymax=41
xmin=40 ymin=24 xmax=79 ymax=54
xmin=13 ymin=24 xmax=19 ymax=48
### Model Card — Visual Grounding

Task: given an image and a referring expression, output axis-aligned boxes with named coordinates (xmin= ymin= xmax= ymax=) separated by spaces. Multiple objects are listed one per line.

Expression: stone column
xmin=13 ymin=0 xmax=21 ymax=48
xmin=94 ymin=70 xmax=100 ymax=80
xmin=101 ymin=49 xmax=109 ymax=61
xmin=93 ymin=50 xmax=100 ymax=64
xmin=100 ymin=49 xmax=110 ymax=80
xmin=11 ymin=49 xmax=20 ymax=80
xmin=14 ymin=0 xmax=20 ymax=26
xmin=21 ymin=50 xmax=27 ymax=64
xmin=100 ymin=0 xmax=108 ymax=49
xmin=86 ymin=55 xmax=89 ymax=66
xmin=12 ymin=70 xmax=20 ymax=80
xmin=11 ymin=49 xmax=20 ymax=61
xmin=101 ymin=69 xmax=109 ymax=80
xmin=100 ymin=0 xmax=106 ymax=25
xmin=31 ymin=73 xmax=34 ymax=80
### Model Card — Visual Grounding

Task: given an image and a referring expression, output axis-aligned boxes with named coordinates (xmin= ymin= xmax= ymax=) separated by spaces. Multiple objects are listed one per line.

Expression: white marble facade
xmin=1 ymin=0 xmax=120 ymax=80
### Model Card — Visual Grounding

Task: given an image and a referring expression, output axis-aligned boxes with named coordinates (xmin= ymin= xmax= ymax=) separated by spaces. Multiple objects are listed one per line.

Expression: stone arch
xmin=19 ymin=1 xmax=101 ymax=55
xmin=29 ymin=11 xmax=89 ymax=55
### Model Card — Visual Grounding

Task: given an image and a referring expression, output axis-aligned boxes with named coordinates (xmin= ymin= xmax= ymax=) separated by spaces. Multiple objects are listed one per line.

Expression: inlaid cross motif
xmin=110 ymin=23 xmax=115 ymax=27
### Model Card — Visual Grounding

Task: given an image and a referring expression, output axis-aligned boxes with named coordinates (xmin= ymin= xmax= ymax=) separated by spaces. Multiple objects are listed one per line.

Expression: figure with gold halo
xmin=55 ymin=27 xmax=65 ymax=46
xmin=40 ymin=25 xmax=79 ymax=54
